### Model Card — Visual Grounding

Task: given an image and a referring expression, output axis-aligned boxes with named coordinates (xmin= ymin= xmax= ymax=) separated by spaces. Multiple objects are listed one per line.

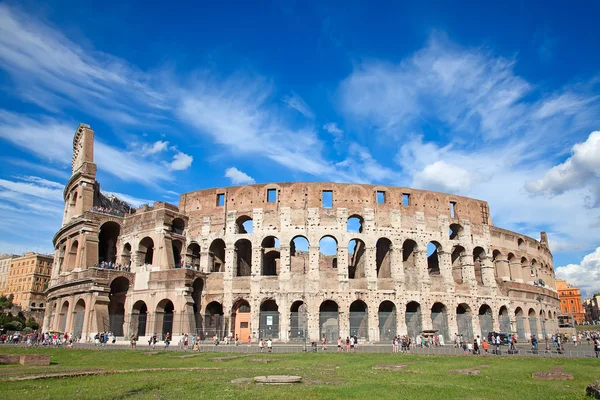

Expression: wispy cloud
xmin=282 ymin=93 xmax=314 ymax=118
xmin=167 ymin=152 xmax=194 ymax=171
xmin=556 ymin=247 xmax=600 ymax=297
xmin=225 ymin=167 xmax=256 ymax=185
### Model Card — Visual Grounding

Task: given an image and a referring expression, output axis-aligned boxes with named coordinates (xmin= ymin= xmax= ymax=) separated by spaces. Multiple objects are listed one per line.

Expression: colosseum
xmin=43 ymin=124 xmax=560 ymax=344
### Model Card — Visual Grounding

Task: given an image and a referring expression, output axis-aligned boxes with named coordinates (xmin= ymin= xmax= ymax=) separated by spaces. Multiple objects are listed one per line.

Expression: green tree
xmin=26 ymin=317 xmax=39 ymax=330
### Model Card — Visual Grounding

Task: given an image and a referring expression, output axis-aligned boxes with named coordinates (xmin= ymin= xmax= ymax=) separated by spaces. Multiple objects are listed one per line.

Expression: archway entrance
xmin=191 ymin=278 xmax=203 ymax=336
xmin=349 ymin=300 xmax=368 ymax=339
xmin=98 ymin=222 xmax=120 ymax=264
xmin=478 ymin=304 xmax=493 ymax=339
xmin=232 ymin=300 xmax=251 ymax=340
xmin=139 ymin=237 xmax=154 ymax=265
xmin=515 ymin=308 xmax=525 ymax=339
xmin=378 ymin=301 xmax=396 ymax=341
xmin=499 ymin=306 xmax=510 ymax=333
xmin=73 ymin=299 xmax=85 ymax=339
xmin=528 ymin=308 xmax=538 ymax=338
xmin=156 ymin=299 xmax=174 ymax=339
xmin=204 ymin=302 xmax=224 ymax=340
xmin=108 ymin=277 xmax=129 ymax=336
xmin=456 ymin=304 xmax=473 ymax=341
xmin=59 ymin=301 xmax=69 ymax=333
xmin=319 ymin=300 xmax=339 ymax=342
xmin=405 ymin=301 xmax=422 ymax=338
xmin=431 ymin=303 xmax=449 ymax=343
xmin=259 ymin=300 xmax=279 ymax=339
xmin=130 ymin=301 xmax=148 ymax=337
xmin=290 ymin=301 xmax=307 ymax=340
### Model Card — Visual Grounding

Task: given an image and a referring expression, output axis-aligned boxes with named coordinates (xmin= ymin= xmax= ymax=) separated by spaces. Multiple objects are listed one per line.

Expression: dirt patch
xmin=209 ymin=355 xmax=246 ymax=362
xmin=532 ymin=366 xmax=573 ymax=380
xmin=231 ymin=378 xmax=253 ymax=384
xmin=175 ymin=354 xmax=202 ymax=359
xmin=372 ymin=364 xmax=408 ymax=371
xmin=143 ymin=352 xmax=159 ymax=356
xmin=6 ymin=367 xmax=221 ymax=382
xmin=448 ymin=369 xmax=481 ymax=376
xmin=247 ymin=359 xmax=277 ymax=364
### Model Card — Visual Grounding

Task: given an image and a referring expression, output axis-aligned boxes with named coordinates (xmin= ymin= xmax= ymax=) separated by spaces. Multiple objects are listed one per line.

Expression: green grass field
xmin=0 ymin=347 xmax=597 ymax=399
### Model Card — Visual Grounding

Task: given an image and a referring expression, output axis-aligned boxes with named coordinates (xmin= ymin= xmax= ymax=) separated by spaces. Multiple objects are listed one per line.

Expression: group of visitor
xmin=90 ymin=206 xmax=125 ymax=217
xmin=0 ymin=331 xmax=78 ymax=346
xmin=258 ymin=338 xmax=273 ymax=352
xmin=94 ymin=331 xmax=115 ymax=345
xmin=175 ymin=261 xmax=200 ymax=271
xmin=93 ymin=261 xmax=131 ymax=272
xmin=391 ymin=335 xmax=412 ymax=353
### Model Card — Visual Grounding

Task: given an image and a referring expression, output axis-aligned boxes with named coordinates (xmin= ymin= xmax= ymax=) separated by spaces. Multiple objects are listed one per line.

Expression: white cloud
xmin=225 ymin=167 xmax=255 ymax=185
xmin=141 ymin=140 xmax=169 ymax=155
xmin=413 ymin=161 xmax=476 ymax=194
xmin=556 ymin=247 xmax=600 ymax=297
xmin=323 ymin=122 xmax=343 ymax=136
xmin=167 ymin=152 xmax=193 ymax=171
xmin=282 ymin=93 xmax=314 ymax=118
xmin=525 ymin=131 xmax=600 ymax=206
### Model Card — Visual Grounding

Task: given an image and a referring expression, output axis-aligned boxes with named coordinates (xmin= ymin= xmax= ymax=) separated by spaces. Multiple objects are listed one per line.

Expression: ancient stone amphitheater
xmin=44 ymin=125 xmax=560 ymax=344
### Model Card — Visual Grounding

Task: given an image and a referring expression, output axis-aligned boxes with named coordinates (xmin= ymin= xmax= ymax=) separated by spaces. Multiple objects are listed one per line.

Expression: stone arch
xmin=528 ymin=308 xmax=538 ymax=338
xmin=209 ymin=239 xmax=226 ymax=272
xmin=138 ymin=237 xmax=154 ymax=265
xmin=155 ymin=299 xmax=175 ymax=338
xmin=378 ymin=301 xmax=397 ymax=340
xmin=171 ymin=218 xmax=185 ymax=235
xmin=204 ymin=301 xmax=224 ymax=340
xmin=349 ymin=300 xmax=368 ymax=339
xmin=518 ymin=238 xmax=526 ymax=250
xmin=121 ymin=243 xmax=132 ymax=266
xmin=59 ymin=300 xmax=69 ymax=333
xmin=319 ymin=300 xmax=339 ymax=342
xmin=405 ymin=301 xmax=422 ymax=338
xmin=232 ymin=299 xmax=251 ymax=341
xmin=319 ymin=235 xmax=338 ymax=269
xmin=107 ymin=276 xmax=130 ymax=336
xmin=72 ymin=299 xmax=86 ymax=338
xmin=402 ymin=239 xmax=419 ymax=290
xmin=348 ymin=238 xmax=366 ymax=279
xmin=131 ymin=300 xmax=148 ymax=337
xmin=449 ymin=223 xmax=463 ymax=240
xmin=347 ymin=214 xmax=364 ymax=233
xmin=515 ymin=307 xmax=526 ymax=338
xmin=498 ymin=306 xmax=510 ymax=332
xmin=186 ymin=242 xmax=201 ymax=270
xmin=376 ymin=237 xmax=392 ymax=278
xmin=66 ymin=240 xmax=79 ymax=272
xmin=473 ymin=247 xmax=486 ymax=286
xmin=456 ymin=303 xmax=473 ymax=341
xmin=290 ymin=236 xmax=309 ymax=274
xmin=235 ymin=239 xmax=252 ymax=276
xmin=478 ymin=304 xmax=493 ymax=338
xmin=235 ymin=215 xmax=253 ymax=234
xmin=261 ymin=236 xmax=280 ymax=276
xmin=191 ymin=278 xmax=203 ymax=335
xmin=431 ymin=302 xmax=449 ymax=342
xmin=98 ymin=221 xmax=120 ymax=264
xmin=451 ymin=245 xmax=466 ymax=284
xmin=259 ymin=299 xmax=280 ymax=339
xmin=426 ymin=241 xmax=442 ymax=275
xmin=172 ymin=239 xmax=183 ymax=268
xmin=290 ymin=300 xmax=307 ymax=340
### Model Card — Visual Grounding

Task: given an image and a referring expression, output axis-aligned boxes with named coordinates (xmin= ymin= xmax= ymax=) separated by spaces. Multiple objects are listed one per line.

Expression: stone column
xmin=279 ymin=296 xmax=289 ymax=342
xmin=279 ymin=245 xmax=291 ymax=280
xmin=307 ymin=299 xmax=319 ymax=342
xmin=337 ymin=245 xmax=349 ymax=281
xmin=471 ymin=313 xmax=482 ymax=341
xmin=438 ymin=250 xmax=453 ymax=289
xmin=251 ymin=246 xmax=261 ymax=277
xmin=495 ymin=255 xmax=510 ymax=281
xmin=509 ymin=262 xmax=522 ymax=282
xmin=415 ymin=250 xmax=429 ymax=291
xmin=366 ymin=246 xmax=377 ymax=290
xmin=397 ymin=305 xmax=407 ymax=336
xmin=65 ymin=296 xmax=75 ymax=334
xmin=481 ymin=256 xmax=497 ymax=288
xmin=224 ymin=248 xmax=235 ymax=279
xmin=447 ymin=308 xmax=459 ymax=340
xmin=308 ymin=245 xmax=320 ymax=283
xmin=421 ymin=304 xmax=433 ymax=331
xmin=200 ymin=250 xmax=210 ymax=273
xmin=368 ymin=303 xmax=378 ymax=342
xmin=81 ymin=293 xmax=93 ymax=340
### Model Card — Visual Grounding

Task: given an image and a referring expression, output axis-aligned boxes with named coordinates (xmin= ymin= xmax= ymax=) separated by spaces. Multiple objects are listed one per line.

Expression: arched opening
xmin=518 ymin=238 xmax=526 ymax=250
xmin=378 ymin=301 xmax=397 ymax=340
xmin=232 ymin=300 xmax=251 ymax=341
xmin=191 ymin=278 xmax=203 ymax=336
xmin=348 ymin=239 xmax=366 ymax=279
xmin=449 ymin=223 xmax=463 ymax=240
xmin=349 ymin=300 xmax=368 ymax=339
xmin=131 ymin=301 xmax=148 ymax=337
xmin=347 ymin=215 xmax=364 ymax=233
xmin=499 ymin=306 xmax=510 ymax=333
xmin=402 ymin=240 xmax=418 ymax=290
xmin=73 ymin=299 xmax=85 ymax=339
xmin=456 ymin=303 xmax=473 ymax=342
xmin=98 ymin=221 xmax=120 ymax=265
xmin=172 ymin=239 xmax=183 ymax=268
xmin=473 ymin=247 xmax=486 ymax=286
xmin=319 ymin=236 xmax=338 ymax=269
xmin=259 ymin=299 xmax=279 ymax=339
xmin=290 ymin=236 xmax=309 ymax=274
xmin=520 ymin=257 xmax=529 ymax=281
xmin=59 ymin=301 xmax=69 ymax=333
xmin=492 ymin=250 xmax=501 ymax=277
xmin=531 ymin=259 xmax=538 ymax=278
xmin=109 ymin=277 xmax=129 ymax=336
xmin=138 ymin=237 xmax=154 ymax=265
xmin=478 ymin=304 xmax=493 ymax=339
xmin=507 ymin=252 xmax=516 ymax=280
xmin=204 ymin=302 xmax=224 ymax=340
xmin=290 ymin=301 xmax=307 ymax=340
xmin=236 ymin=215 xmax=253 ymax=234
xmin=171 ymin=218 xmax=185 ymax=235
xmin=376 ymin=238 xmax=392 ymax=278
xmin=405 ymin=301 xmax=422 ymax=338
xmin=427 ymin=241 xmax=441 ymax=275
xmin=261 ymin=236 xmax=280 ymax=276
xmin=515 ymin=307 xmax=525 ymax=339
xmin=431 ymin=302 xmax=449 ymax=342
xmin=67 ymin=240 xmax=78 ymax=272
xmin=209 ymin=239 xmax=226 ymax=272
xmin=528 ymin=308 xmax=538 ymax=339
xmin=235 ymin=239 xmax=252 ymax=276
xmin=319 ymin=300 xmax=339 ymax=342
xmin=186 ymin=242 xmax=201 ymax=270
xmin=30 ymin=302 xmax=36 ymax=308
xmin=156 ymin=299 xmax=174 ymax=339
xmin=121 ymin=243 xmax=131 ymax=266
xmin=451 ymin=245 xmax=466 ymax=284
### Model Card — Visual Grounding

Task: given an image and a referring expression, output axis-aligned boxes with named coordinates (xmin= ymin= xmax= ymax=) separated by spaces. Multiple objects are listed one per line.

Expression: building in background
xmin=0 ymin=254 xmax=17 ymax=295
xmin=5 ymin=252 xmax=53 ymax=310
xmin=584 ymin=295 xmax=600 ymax=323
xmin=556 ymin=280 xmax=586 ymax=324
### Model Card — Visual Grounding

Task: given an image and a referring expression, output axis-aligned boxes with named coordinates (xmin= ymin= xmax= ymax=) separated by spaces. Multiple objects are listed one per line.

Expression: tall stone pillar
xmin=279 ymin=245 xmax=291 ymax=280
xmin=415 ymin=250 xmax=429 ymax=291
xmin=481 ymin=257 xmax=497 ymax=288
xmin=308 ymin=245 xmax=320 ymax=284
xmin=81 ymin=293 xmax=93 ymax=340
xmin=337 ymin=245 xmax=349 ymax=281
xmin=279 ymin=296 xmax=289 ymax=342
xmin=438 ymin=250 xmax=453 ymax=289
xmin=368 ymin=303 xmax=378 ymax=342
xmin=509 ymin=262 xmax=522 ymax=282
xmin=366 ymin=246 xmax=377 ymax=290
xmin=495 ymin=255 xmax=510 ymax=281
xmin=397 ymin=305 xmax=407 ymax=336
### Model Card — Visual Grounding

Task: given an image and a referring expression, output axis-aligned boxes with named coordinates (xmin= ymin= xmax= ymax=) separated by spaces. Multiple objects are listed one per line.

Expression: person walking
xmin=164 ymin=332 xmax=171 ymax=349
xmin=267 ymin=338 xmax=273 ymax=353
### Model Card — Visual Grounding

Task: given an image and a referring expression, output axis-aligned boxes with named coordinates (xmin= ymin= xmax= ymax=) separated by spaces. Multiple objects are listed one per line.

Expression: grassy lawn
xmin=0 ymin=347 xmax=597 ymax=399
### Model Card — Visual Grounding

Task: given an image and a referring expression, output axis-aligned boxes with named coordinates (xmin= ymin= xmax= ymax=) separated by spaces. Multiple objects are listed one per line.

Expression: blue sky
xmin=0 ymin=1 xmax=599 ymax=295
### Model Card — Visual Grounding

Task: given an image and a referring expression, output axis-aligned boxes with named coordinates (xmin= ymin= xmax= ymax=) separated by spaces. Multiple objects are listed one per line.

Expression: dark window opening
xmin=450 ymin=202 xmax=456 ymax=218
xmin=216 ymin=193 xmax=225 ymax=207
xmin=267 ymin=189 xmax=277 ymax=202
xmin=376 ymin=191 xmax=385 ymax=204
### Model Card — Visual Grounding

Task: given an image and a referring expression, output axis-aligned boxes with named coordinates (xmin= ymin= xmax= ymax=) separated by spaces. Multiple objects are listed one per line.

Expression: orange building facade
xmin=556 ymin=280 xmax=585 ymax=324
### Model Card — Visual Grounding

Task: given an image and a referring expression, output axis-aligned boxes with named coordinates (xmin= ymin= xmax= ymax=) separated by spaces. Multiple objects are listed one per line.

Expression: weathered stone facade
xmin=44 ymin=124 xmax=560 ymax=344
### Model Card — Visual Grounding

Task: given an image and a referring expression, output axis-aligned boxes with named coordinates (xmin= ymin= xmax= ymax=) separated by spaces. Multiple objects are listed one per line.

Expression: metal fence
xmin=456 ymin=314 xmax=473 ymax=342
xmin=516 ymin=316 xmax=526 ymax=339
xmin=378 ymin=311 xmax=396 ymax=341
xmin=405 ymin=311 xmax=422 ymax=338
xmin=499 ymin=316 xmax=511 ymax=333
xmin=259 ymin=312 xmax=280 ymax=339
xmin=290 ymin=312 xmax=307 ymax=340
xmin=319 ymin=312 xmax=339 ymax=342
xmin=431 ymin=312 xmax=450 ymax=343
xmin=529 ymin=317 xmax=538 ymax=338
xmin=349 ymin=312 xmax=368 ymax=339
xmin=479 ymin=314 xmax=493 ymax=339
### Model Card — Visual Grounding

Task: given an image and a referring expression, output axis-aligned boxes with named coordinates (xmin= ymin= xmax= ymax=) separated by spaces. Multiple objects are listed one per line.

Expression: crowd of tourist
xmin=90 ymin=206 xmax=126 ymax=217
xmin=92 ymin=261 xmax=131 ymax=272
xmin=0 ymin=331 xmax=80 ymax=347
